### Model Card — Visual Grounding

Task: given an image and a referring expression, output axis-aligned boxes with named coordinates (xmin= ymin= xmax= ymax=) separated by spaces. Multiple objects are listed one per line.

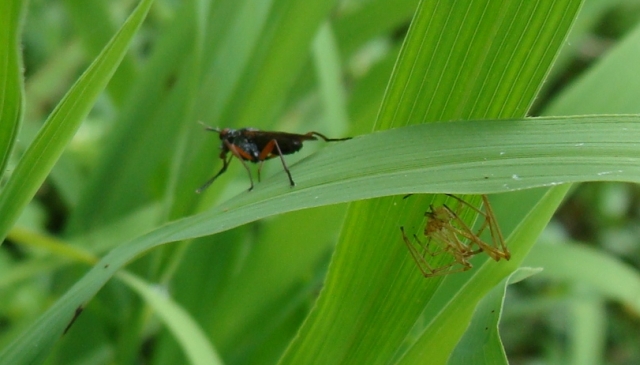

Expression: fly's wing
xmin=244 ymin=131 xmax=316 ymax=157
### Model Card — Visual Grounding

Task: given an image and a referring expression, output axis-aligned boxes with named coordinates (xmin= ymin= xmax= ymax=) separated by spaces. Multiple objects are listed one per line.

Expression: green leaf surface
xmin=2 ymin=114 xmax=638 ymax=364
xmin=0 ymin=0 xmax=26 ymax=180
xmin=375 ymin=0 xmax=582 ymax=130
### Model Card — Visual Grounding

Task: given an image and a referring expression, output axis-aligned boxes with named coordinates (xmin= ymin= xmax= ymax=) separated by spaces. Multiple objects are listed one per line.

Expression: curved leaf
xmin=2 ymin=114 xmax=639 ymax=364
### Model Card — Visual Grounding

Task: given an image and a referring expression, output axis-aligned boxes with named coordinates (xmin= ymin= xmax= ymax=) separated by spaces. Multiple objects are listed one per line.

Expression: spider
xmin=400 ymin=195 xmax=509 ymax=278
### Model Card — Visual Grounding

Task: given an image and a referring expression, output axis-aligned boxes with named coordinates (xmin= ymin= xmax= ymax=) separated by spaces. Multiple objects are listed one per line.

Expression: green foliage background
xmin=2 ymin=0 xmax=640 ymax=364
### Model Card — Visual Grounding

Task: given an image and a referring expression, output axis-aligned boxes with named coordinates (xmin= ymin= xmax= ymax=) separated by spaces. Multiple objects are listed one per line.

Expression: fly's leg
xmin=196 ymin=153 xmax=233 ymax=193
xmin=258 ymin=139 xmax=295 ymax=187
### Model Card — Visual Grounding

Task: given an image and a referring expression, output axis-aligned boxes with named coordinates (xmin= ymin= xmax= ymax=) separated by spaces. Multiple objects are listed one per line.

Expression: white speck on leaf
xmin=597 ymin=170 xmax=623 ymax=176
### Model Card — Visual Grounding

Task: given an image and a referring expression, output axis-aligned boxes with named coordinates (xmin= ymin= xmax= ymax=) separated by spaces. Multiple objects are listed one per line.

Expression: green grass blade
xmin=376 ymin=0 xmax=583 ymax=130
xmin=0 ymin=0 xmax=155 ymax=245
xmin=0 ymin=0 xmax=26 ymax=179
xmin=117 ymin=272 xmax=224 ymax=365
xmin=2 ymin=114 xmax=639 ymax=364
xmin=0 ymin=0 xmax=155 ymax=361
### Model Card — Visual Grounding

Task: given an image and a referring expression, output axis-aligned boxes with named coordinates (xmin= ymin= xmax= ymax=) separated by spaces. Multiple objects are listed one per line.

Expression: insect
xmin=196 ymin=123 xmax=351 ymax=193
xmin=400 ymin=194 xmax=510 ymax=278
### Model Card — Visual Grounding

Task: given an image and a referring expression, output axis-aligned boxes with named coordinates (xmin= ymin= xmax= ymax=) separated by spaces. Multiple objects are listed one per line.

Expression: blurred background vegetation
xmin=2 ymin=0 xmax=640 ymax=364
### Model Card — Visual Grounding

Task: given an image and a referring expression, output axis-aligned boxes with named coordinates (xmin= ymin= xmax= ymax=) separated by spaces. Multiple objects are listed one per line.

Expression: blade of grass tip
xmin=0 ymin=0 xmax=156 ymax=245
xmin=0 ymin=0 xmax=26 ymax=179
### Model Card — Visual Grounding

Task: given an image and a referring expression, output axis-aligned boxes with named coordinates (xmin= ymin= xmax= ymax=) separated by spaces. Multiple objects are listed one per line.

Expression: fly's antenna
xmin=198 ymin=121 xmax=221 ymax=133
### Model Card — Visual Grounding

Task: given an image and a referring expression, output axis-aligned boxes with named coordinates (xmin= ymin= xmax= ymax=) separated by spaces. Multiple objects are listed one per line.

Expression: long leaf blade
xmin=0 ymin=0 xmax=26 ymax=180
xmin=0 ymin=0 xmax=156 ymax=361
xmin=2 ymin=114 xmax=638 ymax=364
xmin=0 ymin=0 xmax=156 ymax=244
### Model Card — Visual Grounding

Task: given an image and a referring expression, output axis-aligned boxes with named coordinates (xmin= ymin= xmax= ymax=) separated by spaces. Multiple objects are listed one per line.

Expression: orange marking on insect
xmin=196 ymin=123 xmax=351 ymax=192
